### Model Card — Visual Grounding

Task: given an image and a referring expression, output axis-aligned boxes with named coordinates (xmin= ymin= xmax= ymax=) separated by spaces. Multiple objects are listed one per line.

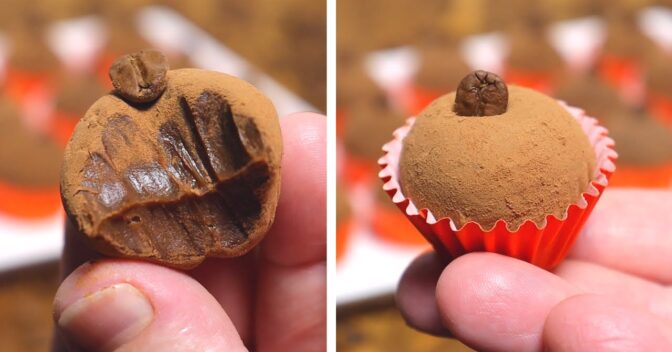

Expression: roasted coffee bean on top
xmin=61 ymin=53 xmax=282 ymax=269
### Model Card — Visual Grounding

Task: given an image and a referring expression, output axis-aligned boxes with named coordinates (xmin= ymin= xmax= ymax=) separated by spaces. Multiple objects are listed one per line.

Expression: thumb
xmin=544 ymin=294 xmax=672 ymax=352
xmin=53 ymin=260 xmax=246 ymax=352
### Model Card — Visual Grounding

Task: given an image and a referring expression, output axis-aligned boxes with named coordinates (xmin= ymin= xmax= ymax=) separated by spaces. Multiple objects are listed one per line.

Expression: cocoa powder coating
xmin=61 ymin=68 xmax=282 ymax=269
xmin=399 ymin=85 xmax=596 ymax=230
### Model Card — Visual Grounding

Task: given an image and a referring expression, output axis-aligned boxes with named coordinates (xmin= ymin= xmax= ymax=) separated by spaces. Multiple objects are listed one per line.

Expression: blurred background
xmin=0 ymin=1 xmax=324 ymax=351
xmin=336 ymin=0 xmax=672 ymax=350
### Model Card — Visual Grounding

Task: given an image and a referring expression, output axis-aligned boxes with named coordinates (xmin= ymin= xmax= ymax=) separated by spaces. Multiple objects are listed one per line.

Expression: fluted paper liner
xmin=378 ymin=102 xmax=617 ymax=270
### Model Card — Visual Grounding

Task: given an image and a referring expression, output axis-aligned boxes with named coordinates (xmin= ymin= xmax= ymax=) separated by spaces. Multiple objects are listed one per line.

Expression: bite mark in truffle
xmin=73 ymin=93 xmax=270 ymax=265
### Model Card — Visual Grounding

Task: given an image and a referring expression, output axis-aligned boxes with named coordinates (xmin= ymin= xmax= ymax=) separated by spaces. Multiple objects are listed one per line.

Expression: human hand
xmin=52 ymin=113 xmax=326 ymax=352
xmin=397 ymin=189 xmax=672 ymax=351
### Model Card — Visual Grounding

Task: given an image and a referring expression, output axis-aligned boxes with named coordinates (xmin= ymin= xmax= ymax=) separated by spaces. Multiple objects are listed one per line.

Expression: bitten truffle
xmin=61 ymin=68 xmax=282 ymax=269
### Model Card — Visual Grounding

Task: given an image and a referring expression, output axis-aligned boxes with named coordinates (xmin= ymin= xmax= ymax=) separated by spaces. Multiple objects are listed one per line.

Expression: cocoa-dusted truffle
xmin=0 ymin=97 xmax=62 ymax=187
xmin=344 ymin=103 xmax=406 ymax=162
xmin=415 ymin=40 xmax=470 ymax=92
xmin=399 ymin=71 xmax=596 ymax=230
xmin=61 ymin=66 xmax=282 ymax=269
xmin=55 ymin=73 xmax=108 ymax=117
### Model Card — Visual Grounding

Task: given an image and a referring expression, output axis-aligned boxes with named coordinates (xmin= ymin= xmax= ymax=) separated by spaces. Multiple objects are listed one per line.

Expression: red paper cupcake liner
xmin=597 ymin=55 xmax=645 ymax=104
xmin=609 ymin=164 xmax=672 ymax=189
xmin=647 ymin=92 xmax=672 ymax=127
xmin=50 ymin=111 xmax=80 ymax=147
xmin=371 ymin=205 xmax=429 ymax=247
xmin=0 ymin=181 xmax=62 ymax=218
xmin=336 ymin=219 xmax=354 ymax=262
xmin=378 ymin=103 xmax=617 ymax=270
xmin=4 ymin=68 xmax=54 ymax=103
xmin=343 ymin=153 xmax=379 ymax=186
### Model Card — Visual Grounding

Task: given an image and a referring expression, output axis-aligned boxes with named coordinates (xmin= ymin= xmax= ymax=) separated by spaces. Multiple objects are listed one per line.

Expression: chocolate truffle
xmin=415 ymin=41 xmax=471 ymax=92
xmin=556 ymin=74 xmax=672 ymax=166
xmin=607 ymin=111 xmax=672 ymax=166
xmin=555 ymin=74 xmax=628 ymax=119
xmin=399 ymin=80 xmax=596 ymax=230
xmin=602 ymin=8 xmax=659 ymax=62
xmin=506 ymin=26 xmax=563 ymax=73
xmin=0 ymin=97 xmax=62 ymax=187
xmin=55 ymin=73 xmax=108 ymax=117
xmin=61 ymin=68 xmax=282 ymax=269
xmin=344 ymin=104 xmax=406 ymax=162
xmin=6 ymin=26 xmax=60 ymax=72
xmin=337 ymin=60 xmax=387 ymax=110
xmin=646 ymin=52 xmax=672 ymax=99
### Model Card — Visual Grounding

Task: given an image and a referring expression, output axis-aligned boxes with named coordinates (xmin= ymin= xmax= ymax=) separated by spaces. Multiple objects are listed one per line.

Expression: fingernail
xmin=57 ymin=283 xmax=154 ymax=351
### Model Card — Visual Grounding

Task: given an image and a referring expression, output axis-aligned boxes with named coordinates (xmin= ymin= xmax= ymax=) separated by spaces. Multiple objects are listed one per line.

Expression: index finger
xmin=255 ymin=112 xmax=326 ymax=352
xmin=569 ymin=188 xmax=672 ymax=284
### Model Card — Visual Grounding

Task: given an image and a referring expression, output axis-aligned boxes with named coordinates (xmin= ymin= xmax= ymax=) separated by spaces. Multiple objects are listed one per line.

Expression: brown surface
xmin=61 ymin=69 xmax=282 ymax=269
xmin=0 ymin=263 xmax=59 ymax=352
xmin=337 ymin=185 xmax=352 ymax=225
xmin=106 ymin=26 xmax=153 ymax=56
xmin=0 ymin=97 xmax=63 ymax=187
xmin=55 ymin=72 xmax=108 ymax=117
xmin=337 ymin=59 xmax=388 ymax=110
xmin=338 ymin=0 xmax=444 ymax=53
xmin=415 ymin=41 xmax=471 ymax=92
xmin=555 ymin=74 xmax=629 ymax=119
xmin=400 ymin=86 xmax=596 ymax=230
xmin=344 ymin=104 xmax=406 ymax=162
xmin=555 ymin=74 xmax=672 ymax=166
xmin=6 ymin=25 xmax=60 ymax=72
xmin=338 ymin=295 xmax=474 ymax=352
xmin=602 ymin=8 xmax=660 ymax=61
xmin=506 ymin=25 xmax=564 ymax=73
xmin=173 ymin=0 xmax=326 ymax=111
xmin=646 ymin=52 xmax=672 ymax=98
xmin=608 ymin=111 xmax=672 ymax=166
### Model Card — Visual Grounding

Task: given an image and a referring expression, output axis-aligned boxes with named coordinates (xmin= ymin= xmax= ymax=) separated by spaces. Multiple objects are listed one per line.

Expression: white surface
xmin=0 ymin=212 xmax=64 ymax=271
xmin=47 ymin=15 xmax=106 ymax=73
xmin=640 ymin=6 xmax=672 ymax=53
xmin=548 ymin=16 xmax=605 ymax=72
xmin=461 ymin=31 xmax=507 ymax=74
xmin=336 ymin=227 xmax=425 ymax=305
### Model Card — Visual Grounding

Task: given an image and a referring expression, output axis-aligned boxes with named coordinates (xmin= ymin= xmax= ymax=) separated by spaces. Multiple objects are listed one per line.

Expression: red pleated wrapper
xmin=378 ymin=102 xmax=617 ymax=270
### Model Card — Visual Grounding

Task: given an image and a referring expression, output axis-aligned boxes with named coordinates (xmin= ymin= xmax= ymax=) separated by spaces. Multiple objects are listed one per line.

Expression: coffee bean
xmin=109 ymin=49 xmax=169 ymax=104
xmin=454 ymin=70 xmax=508 ymax=117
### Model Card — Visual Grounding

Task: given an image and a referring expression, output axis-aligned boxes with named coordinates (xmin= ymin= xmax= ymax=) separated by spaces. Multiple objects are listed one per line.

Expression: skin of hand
xmin=52 ymin=113 xmax=326 ymax=352
xmin=397 ymin=189 xmax=672 ymax=352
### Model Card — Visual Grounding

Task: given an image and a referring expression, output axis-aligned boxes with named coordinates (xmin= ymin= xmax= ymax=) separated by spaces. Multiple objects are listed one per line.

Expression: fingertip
xmin=435 ymin=252 xmax=579 ymax=352
xmin=396 ymin=252 xmax=451 ymax=336
xmin=54 ymin=260 xmax=245 ymax=352
xmin=544 ymin=294 xmax=672 ymax=351
xmin=262 ymin=112 xmax=326 ymax=266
